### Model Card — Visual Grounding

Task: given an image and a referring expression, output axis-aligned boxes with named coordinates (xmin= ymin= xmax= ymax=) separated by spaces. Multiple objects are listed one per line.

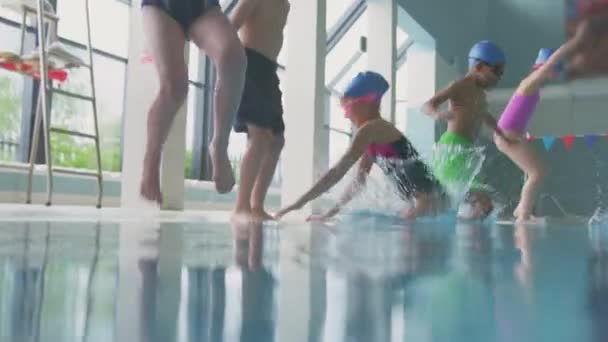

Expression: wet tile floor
xmin=0 ymin=205 xmax=606 ymax=342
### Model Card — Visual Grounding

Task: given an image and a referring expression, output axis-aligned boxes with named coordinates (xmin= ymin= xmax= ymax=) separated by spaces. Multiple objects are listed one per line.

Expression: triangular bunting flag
xmin=584 ymin=135 xmax=598 ymax=149
xmin=563 ymin=135 xmax=576 ymax=150
xmin=542 ymin=136 xmax=555 ymax=151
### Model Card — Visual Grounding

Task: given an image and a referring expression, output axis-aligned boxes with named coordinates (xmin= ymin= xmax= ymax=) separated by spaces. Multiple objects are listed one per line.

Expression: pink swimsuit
xmin=497 ymin=92 xmax=541 ymax=133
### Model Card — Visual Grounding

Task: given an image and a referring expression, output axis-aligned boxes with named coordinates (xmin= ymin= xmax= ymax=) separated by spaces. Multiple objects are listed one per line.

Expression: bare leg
xmin=233 ymin=126 xmax=274 ymax=221
xmin=495 ymin=133 xmax=545 ymax=221
xmin=251 ymin=134 xmax=284 ymax=220
xmin=140 ymin=7 xmax=188 ymax=203
xmin=189 ymin=8 xmax=247 ymax=193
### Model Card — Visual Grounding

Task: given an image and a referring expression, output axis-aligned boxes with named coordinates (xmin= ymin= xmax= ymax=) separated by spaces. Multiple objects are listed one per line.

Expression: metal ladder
xmin=2 ymin=0 xmax=103 ymax=207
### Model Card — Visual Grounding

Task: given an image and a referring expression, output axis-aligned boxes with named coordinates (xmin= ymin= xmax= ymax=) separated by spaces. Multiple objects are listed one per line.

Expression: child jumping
xmin=423 ymin=40 xmax=514 ymax=220
xmin=275 ymin=71 xmax=446 ymax=221
xmin=494 ymin=21 xmax=591 ymax=222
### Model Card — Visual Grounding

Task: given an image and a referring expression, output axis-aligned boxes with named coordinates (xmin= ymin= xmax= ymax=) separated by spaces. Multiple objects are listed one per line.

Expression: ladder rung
xmin=50 ymin=127 xmax=97 ymax=140
xmin=21 ymin=5 xmax=60 ymax=22
xmin=50 ymin=88 xmax=95 ymax=102
xmin=53 ymin=167 xmax=100 ymax=178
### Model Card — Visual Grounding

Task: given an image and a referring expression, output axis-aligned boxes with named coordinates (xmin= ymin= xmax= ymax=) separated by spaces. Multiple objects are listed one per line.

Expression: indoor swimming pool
xmin=0 ymin=205 xmax=605 ymax=342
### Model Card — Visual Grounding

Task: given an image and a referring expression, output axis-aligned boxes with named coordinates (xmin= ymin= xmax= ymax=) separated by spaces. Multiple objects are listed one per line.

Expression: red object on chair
xmin=0 ymin=61 xmax=68 ymax=82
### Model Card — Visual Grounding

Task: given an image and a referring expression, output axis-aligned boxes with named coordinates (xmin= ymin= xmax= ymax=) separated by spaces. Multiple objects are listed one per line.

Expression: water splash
xmin=327 ymin=143 xmax=487 ymax=219
xmin=589 ymin=207 xmax=608 ymax=227
xmin=428 ymin=143 xmax=487 ymax=209
xmin=588 ymin=148 xmax=608 ymax=227
xmin=329 ymin=159 xmax=413 ymax=217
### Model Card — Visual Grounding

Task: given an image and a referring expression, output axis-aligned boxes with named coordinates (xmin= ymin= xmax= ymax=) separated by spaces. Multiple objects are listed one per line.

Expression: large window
xmin=327 ymin=0 xmax=357 ymax=32
xmin=0 ymin=22 xmax=25 ymax=163
xmin=395 ymin=54 xmax=409 ymax=135
xmin=52 ymin=0 xmax=129 ymax=172
xmin=324 ymin=4 xmax=410 ymax=166
xmin=186 ymin=43 xmax=205 ymax=179
xmin=56 ymin=0 xmax=130 ymax=57
xmin=0 ymin=0 xmax=129 ymax=172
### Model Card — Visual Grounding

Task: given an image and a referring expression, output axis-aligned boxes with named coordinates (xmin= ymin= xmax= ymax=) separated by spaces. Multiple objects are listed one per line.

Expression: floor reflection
xmin=0 ymin=222 xmax=117 ymax=342
xmin=0 ymin=216 xmax=607 ymax=341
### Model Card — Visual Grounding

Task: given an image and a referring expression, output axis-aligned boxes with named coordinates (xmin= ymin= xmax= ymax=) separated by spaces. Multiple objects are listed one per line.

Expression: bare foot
xmin=513 ymin=205 xmax=522 ymax=219
xmin=210 ymin=141 xmax=235 ymax=194
xmin=516 ymin=215 xmax=547 ymax=226
xmin=140 ymin=156 xmax=162 ymax=203
xmin=251 ymin=208 xmax=275 ymax=222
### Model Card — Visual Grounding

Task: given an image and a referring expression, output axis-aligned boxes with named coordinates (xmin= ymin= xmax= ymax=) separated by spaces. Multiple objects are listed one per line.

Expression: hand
xmin=306 ymin=206 xmax=340 ymax=222
xmin=306 ymin=214 xmax=331 ymax=222
xmin=273 ymin=201 xmax=304 ymax=220
xmin=422 ymin=104 xmax=454 ymax=120
xmin=421 ymin=103 xmax=440 ymax=118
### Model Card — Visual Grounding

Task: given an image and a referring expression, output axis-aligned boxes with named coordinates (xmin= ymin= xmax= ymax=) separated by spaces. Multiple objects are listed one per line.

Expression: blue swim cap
xmin=534 ymin=48 xmax=563 ymax=72
xmin=468 ymin=40 xmax=506 ymax=69
xmin=343 ymin=71 xmax=389 ymax=99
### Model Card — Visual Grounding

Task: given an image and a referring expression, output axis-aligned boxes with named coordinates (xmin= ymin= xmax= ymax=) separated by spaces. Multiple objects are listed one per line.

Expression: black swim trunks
xmin=141 ymin=0 xmax=220 ymax=34
xmin=234 ymin=48 xmax=285 ymax=135
xmin=367 ymin=136 xmax=444 ymax=200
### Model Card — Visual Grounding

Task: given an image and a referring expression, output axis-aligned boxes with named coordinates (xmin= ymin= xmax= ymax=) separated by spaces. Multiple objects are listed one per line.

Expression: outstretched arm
xmin=422 ymin=81 xmax=460 ymax=120
xmin=310 ymin=153 xmax=374 ymax=220
xmin=229 ymin=0 xmax=259 ymax=30
xmin=275 ymin=127 xmax=375 ymax=219
xmin=519 ymin=21 xmax=591 ymax=94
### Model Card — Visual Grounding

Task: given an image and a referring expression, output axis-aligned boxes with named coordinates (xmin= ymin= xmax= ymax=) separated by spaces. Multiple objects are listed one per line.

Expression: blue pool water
xmin=0 ymin=206 xmax=606 ymax=342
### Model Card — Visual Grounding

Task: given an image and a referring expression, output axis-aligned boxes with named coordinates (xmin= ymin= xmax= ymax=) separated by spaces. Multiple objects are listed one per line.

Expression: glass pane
xmin=185 ymin=84 xmax=202 ymax=179
xmin=395 ymin=101 xmax=407 ymax=135
xmin=0 ymin=22 xmax=26 ymax=163
xmin=325 ymin=10 xmax=367 ymax=84
xmin=396 ymin=61 xmax=408 ymax=102
xmin=277 ymin=29 xmax=287 ymax=67
xmin=51 ymin=49 xmax=125 ymax=172
xmin=57 ymin=0 xmax=130 ymax=58
xmin=0 ymin=6 xmax=25 ymax=23
xmin=327 ymin=0 xmax=355 ymax=33
xmin=228 ymin=129 xmax=247 ymax=184
xmin=396 ymin=6 xmax=410 ymax=47
xmin=396 ymin=26 xmax=409 ymax=47
xmin=188 ymin=43 xmax=201 ymax=83
xmin=271 ymin=69 xmax=287 ymax=188
xmin=328 ymin=95 xmax=351 ymax=166
xmin=332 ymin=54 xmax=367 ymax=94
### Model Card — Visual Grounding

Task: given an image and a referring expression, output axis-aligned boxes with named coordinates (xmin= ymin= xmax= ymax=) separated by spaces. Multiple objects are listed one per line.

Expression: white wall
xmin=487 ymin=77 xmax=608 ymax=136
